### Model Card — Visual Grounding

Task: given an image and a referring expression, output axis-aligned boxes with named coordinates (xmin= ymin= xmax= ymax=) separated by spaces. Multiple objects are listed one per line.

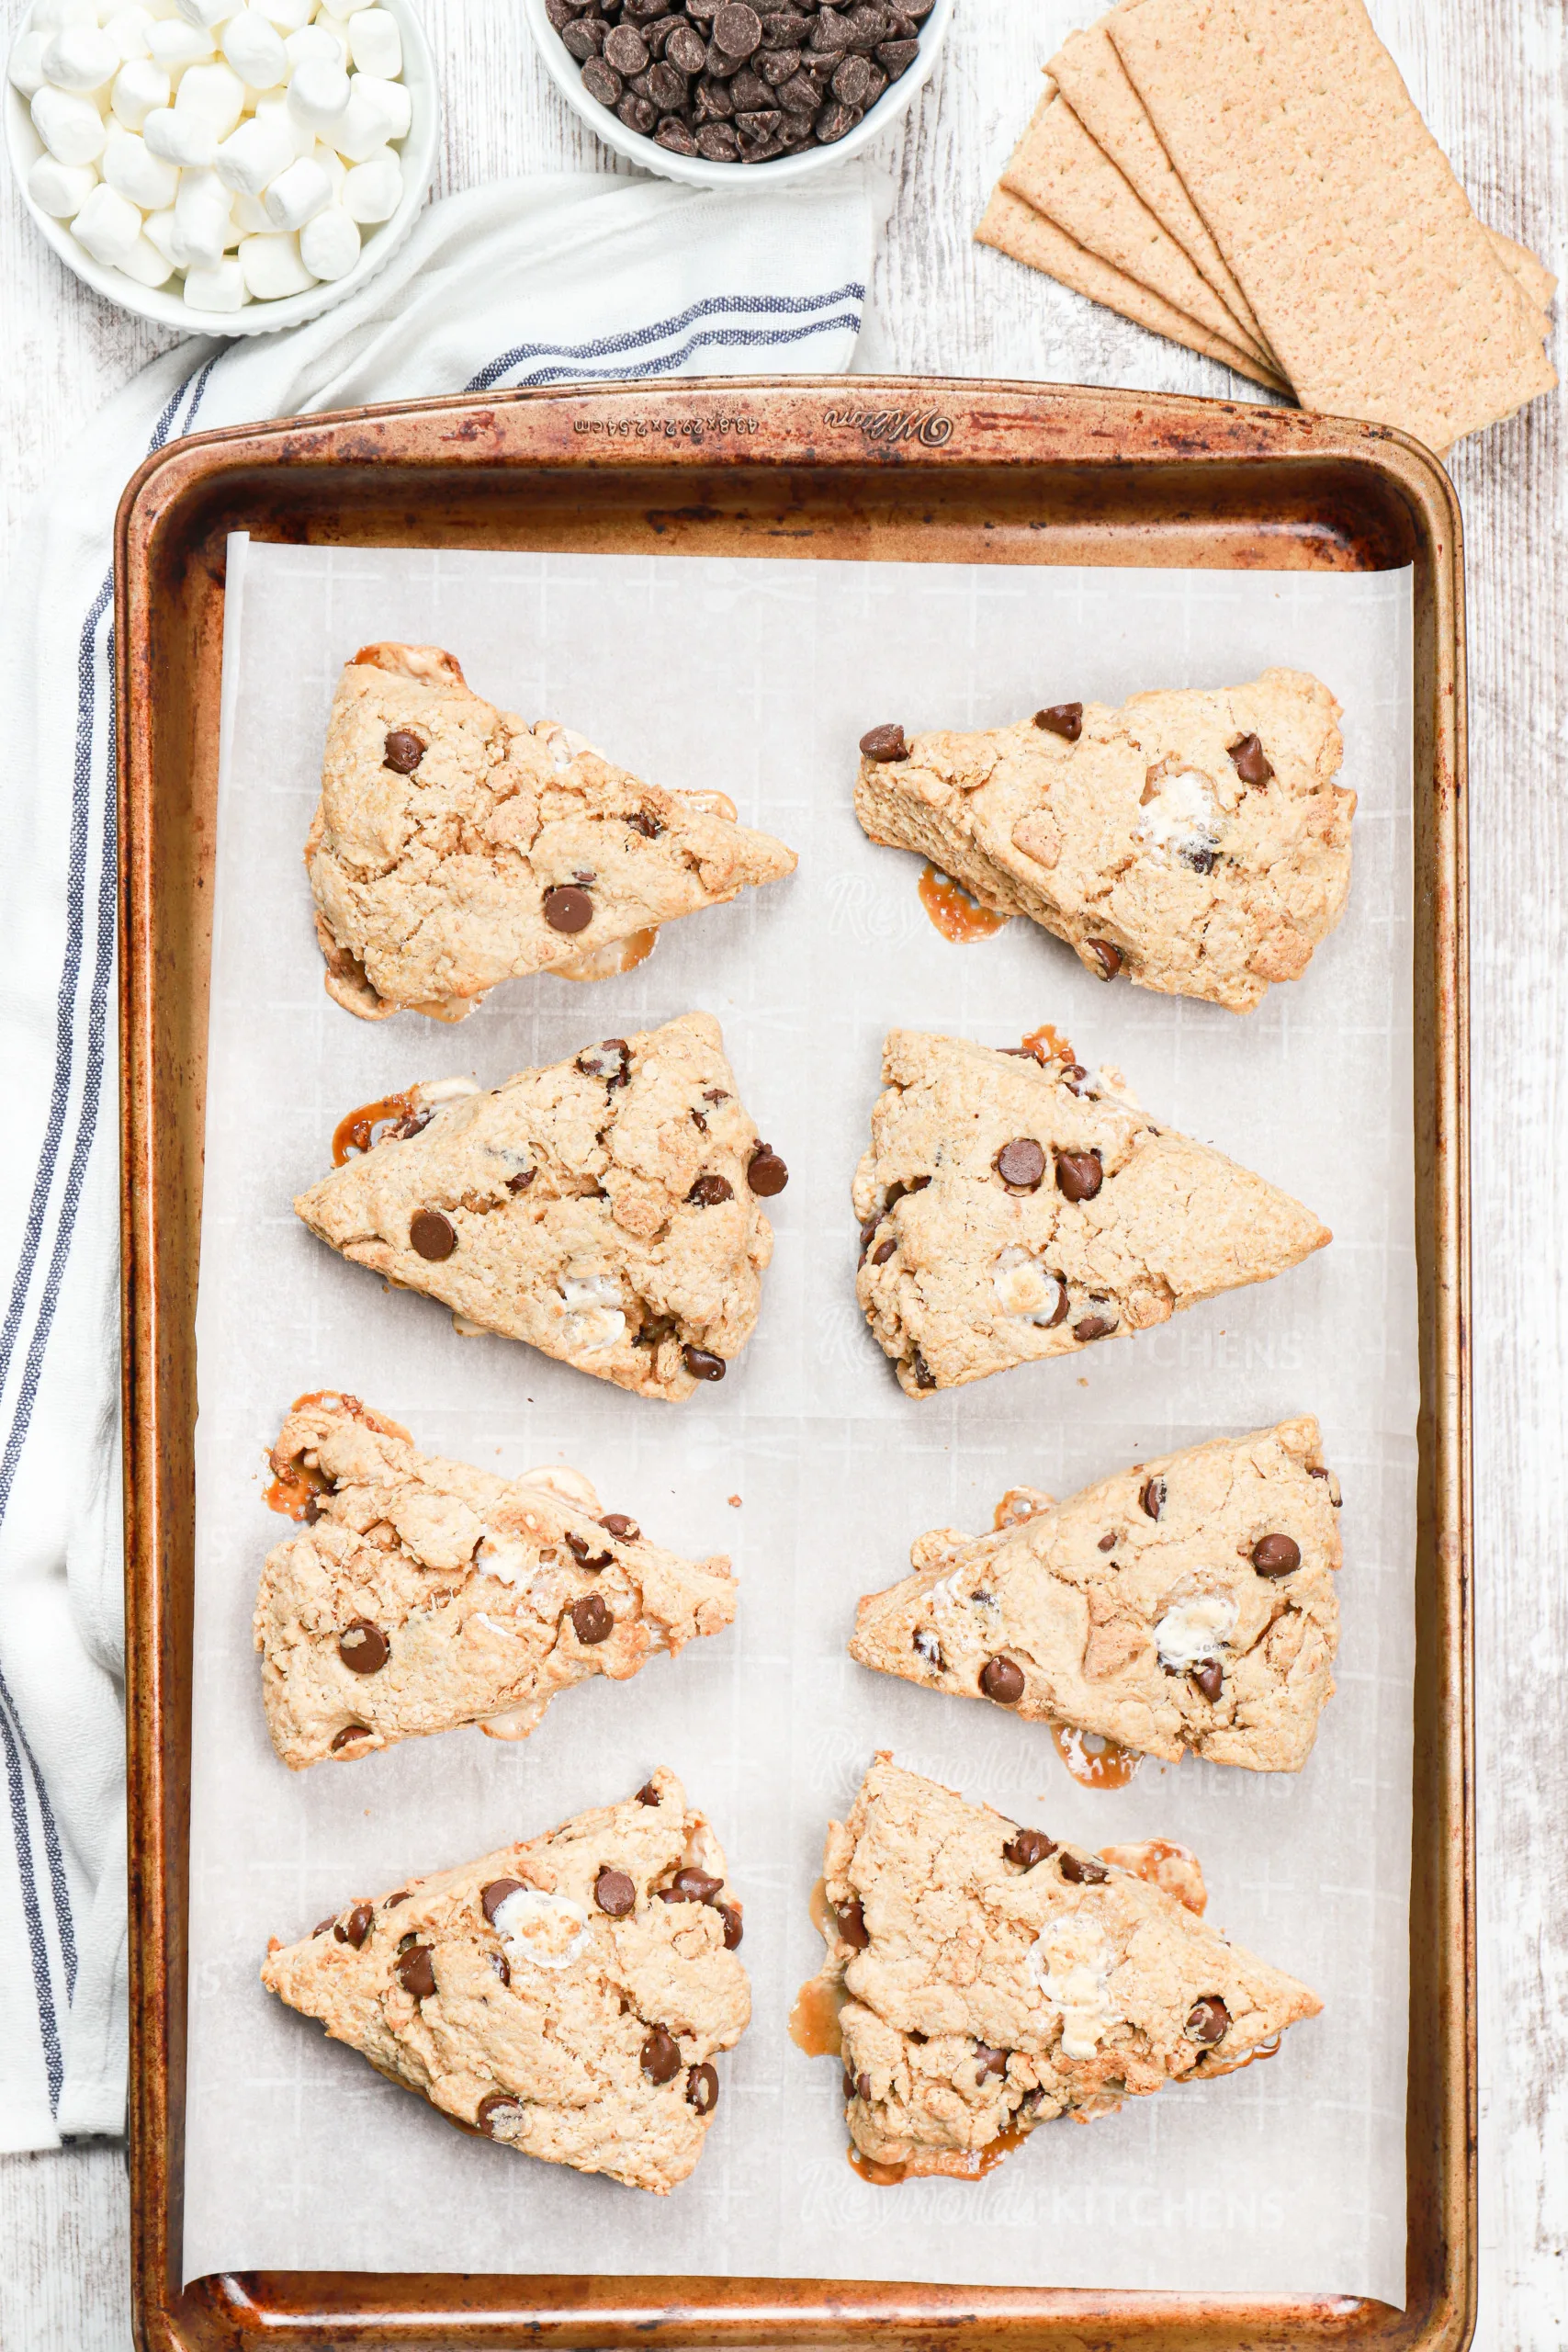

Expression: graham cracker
xmin=1487 ymin=228 xmax=1557 ymax=322
xmin=1109 ymin=0 xmax=1556 ymax=454
xmin=999 ymin=82 xmax=1278 ymax=372
xmin=976 ymin=187 xmax=1291 ymax=393
xmin=1048 ymin=16 xmax=1275 ymax=368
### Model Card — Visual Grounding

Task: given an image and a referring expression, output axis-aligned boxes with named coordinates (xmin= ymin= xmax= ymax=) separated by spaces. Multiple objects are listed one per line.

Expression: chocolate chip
xmin=911 ymin=1351 xmax=936 ymax=1390
xmin=831 ymin=51 xmax=872 ymax=100
xmin=686 ymin=1174 xmax=734 ymax=1206
xmin=667 ymin=17 xmax=708 ymax=67
xmin=859 ymin=722 xmax=907 ymax=761
xmin=1140 ymin=1476 xmax=1166 ymax=1521
xmin=562 ymin=17 xmax=604 ymax=53
xmin=814 ymin=96 xmax=862 ymax=140
xmin=396 ymin=1943 xmax=436 ymax=2000
xmin=713 ymin=0 xmax=761 ymax=43
xmin=481 ymin=1878 xmax=524 ymax=1924
xmin=1073 ymin=1314 xmax=1116 ymax=1341
xmin=570 ymin=1591 xmax=614 ymax=1645
xmin=874 ymin=36 xmax=916 ymax=72
xmin=641 ymin=2025 xmax=682 ymax=2083
xmin=975 ymin=2041 xmax=1009 ymax=2077
xmin=477 ymin=2091 xmax=525 ymax=2134
xmin=747 ymin=1143 xmax=788 ymax=1195
xmin=655 ymin=110 xmax=698 ymax=147
xmin=489 ymin=1951 xmax=510 ymax=1985
xmin=912 ymin=1628 xmax=944 ymax=1669
xmin=1033 ymin=703 xmax=1082 ymax=741
xmin=718 ymin=1903 xmax=744 ymax=1949
xmin=618 ymin=90 xmax=658 ymax=130
xmin=383 ymin=729 xmax=424 ymax=773
xmin=386 ymin=1889 xmax=411 ymax=1906
xmin=1084 ymin=938 xmax=1122 ymax=981
xmin=695 ymin=117 xmax=740 ymax=156
xmin=1185 ymin=1996 xmax=1231 ymax=2044
xmin=1228 ymin=733 xmax=1274 ymax=786
xmin=686 ymin=2061 xmax=720 ymax=2113
xmin=604 ymin=21 xmax=649 ymax=67
xmin=980 ymin=1655 xmax=1025 ymax=1704
xmin=330 ymin=1902 xmax=373 ymax=1949
xmin=338 ymin=1619 xmax=388 ymax=1675
xmin=1191 ymin=1658 xmax=1224 ymax=1702
xmin=1043 ymin=1281 xmax=1071 ymax=1328
xmin=854 ymin=2069 xmax=871 ymax=2099
xmin=1058 ymin=1853 xmax=1108 ymax=1885
xmin=330 ymin=1724 xmax=369 ymax=1752
xmin=312 ymin=1917 xmax=334 ymax=1937
xmin=663 ymin=1866 xmax=725 ymax=1904
xmin=836 ymin=1895 xmax=870 ymax=1949
xmin=1252 ymin=1532 xmax=1302 ymax=1577
xmin=1055 ymin=1150 xmax=1102 ymax=1203
xmin=1003 ymin=1828 xmax=1056 ymax=1869
xmin=636 ymin=1780 xmax=661 ymax=1806
xmin=580 ymin=55 xmax=623 ymax=101
xmin=682 ymin=1344 xmax=726 ymax=1381
xmin=595 ymin=1866 xmax=637 ymax=1917
xmin=1098 ymin=1532 xmax=1118 ymax=1552
xmin=506 ymin=1168 xmax=536 ymax=1193
xmin=600 ymin=1512 xmax=640 ymax=1542
xmin=543 ymin=883 xmax=594 ymax=933
xmin=409 ymin=1208 xmax=457 ymax=1261
xmin=995 ymin=1136 xmax=1045 ymax=1192
xmin=566 ymin=1529 xmax=614 ymax=1570
xmin=864 ymin=1239 xmax=894 ymax=1271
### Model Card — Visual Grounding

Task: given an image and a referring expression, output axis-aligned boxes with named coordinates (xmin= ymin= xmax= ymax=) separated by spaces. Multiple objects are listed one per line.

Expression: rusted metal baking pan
xmin=117 ymin=379 xmax=1472 ymax=2352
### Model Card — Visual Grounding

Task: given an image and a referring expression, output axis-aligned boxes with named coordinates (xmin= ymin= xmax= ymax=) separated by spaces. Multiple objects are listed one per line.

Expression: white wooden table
xmin=0 ymin=0 xmax=1560 ymax=2343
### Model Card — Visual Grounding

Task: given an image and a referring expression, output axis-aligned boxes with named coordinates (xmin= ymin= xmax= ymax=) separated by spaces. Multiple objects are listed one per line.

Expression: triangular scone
xmin=849 ymin=1419 xmax=1341 ymax=1771
xmin=308 ymin=643 xmax=797 ymax=1023
xmin=799 ymin=1758 xmax=1320 ymax=2175
xmin=256 ymin=1395 xmax=738 ymax=1768
xmin=262 ymin=1769 xmax=750 ymax=2195
xmin=294 ymin=1012 xmax=782 ymax=1401
xmin=853 ymin=1031 xmax=1329 ymax=1396
xmin=854 ymin=670 xmax=1351 ymax=1012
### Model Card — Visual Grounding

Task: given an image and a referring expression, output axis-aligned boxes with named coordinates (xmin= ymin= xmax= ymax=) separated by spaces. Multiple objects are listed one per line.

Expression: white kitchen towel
xmin=0 ymin=165 xmax=875 ymax=2153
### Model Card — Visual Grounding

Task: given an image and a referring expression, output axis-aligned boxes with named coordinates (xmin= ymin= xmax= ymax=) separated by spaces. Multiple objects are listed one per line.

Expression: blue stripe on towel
xmin=465 ymin=284 xmax=865 ymax=391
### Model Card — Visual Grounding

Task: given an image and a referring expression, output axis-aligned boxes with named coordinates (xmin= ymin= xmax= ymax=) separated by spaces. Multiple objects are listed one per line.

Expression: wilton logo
xmin=823 ymin=404 xmax=955 ymax=447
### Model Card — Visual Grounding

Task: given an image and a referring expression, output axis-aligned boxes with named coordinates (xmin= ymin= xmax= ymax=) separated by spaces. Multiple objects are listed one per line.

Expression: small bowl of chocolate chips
xmin=524 ymin=0 xmax=953 ymax=181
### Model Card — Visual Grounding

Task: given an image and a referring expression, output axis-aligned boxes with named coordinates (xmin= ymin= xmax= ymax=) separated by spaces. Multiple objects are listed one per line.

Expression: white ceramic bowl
xmin=522 ymin=0 xmax=954 ymax=190
xmin=4 ymin=0 xmax=439 ymax=335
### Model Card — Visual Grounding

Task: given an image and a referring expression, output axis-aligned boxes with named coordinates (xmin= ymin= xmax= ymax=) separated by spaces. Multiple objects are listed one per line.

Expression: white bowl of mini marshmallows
xmin=5 ymin=0 xmax=437 ymax=333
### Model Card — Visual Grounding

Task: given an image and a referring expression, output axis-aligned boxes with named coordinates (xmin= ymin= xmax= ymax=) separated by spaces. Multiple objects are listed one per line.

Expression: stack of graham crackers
xmin=977 ymin=0 xmax=1556 ymax=456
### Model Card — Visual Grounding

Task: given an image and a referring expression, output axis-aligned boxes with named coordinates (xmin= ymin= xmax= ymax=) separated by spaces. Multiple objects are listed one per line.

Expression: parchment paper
xmin=183 ymin=539 xmax=1415 ymax=2301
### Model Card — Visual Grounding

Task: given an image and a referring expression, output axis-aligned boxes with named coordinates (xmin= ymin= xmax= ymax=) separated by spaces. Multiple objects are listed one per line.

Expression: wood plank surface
xmin=0 ymin=0 xmax=1561 ymax=2343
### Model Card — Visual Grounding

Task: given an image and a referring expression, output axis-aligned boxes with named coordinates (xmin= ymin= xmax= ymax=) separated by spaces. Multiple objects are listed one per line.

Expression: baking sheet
xmin=182 ymin=539 xmax=1416 ymax=2301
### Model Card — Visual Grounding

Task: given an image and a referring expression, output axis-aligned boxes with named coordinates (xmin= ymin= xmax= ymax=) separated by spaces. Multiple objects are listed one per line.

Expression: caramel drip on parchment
xmin=1051 ymin=1721 xmax=1145 ymax=1791
xmin=553 ymin=926 xmax=660 ymax=982
xmin=848 ymin=2119 xmax=1032 ymax=2188
xmin=917 ymin=863 xmax=1011 ymax=943
xmin=331 ymin=1091 xmax=423 ymax=1166
xmin=262 ymin=1390 xmax=367 ymax=1519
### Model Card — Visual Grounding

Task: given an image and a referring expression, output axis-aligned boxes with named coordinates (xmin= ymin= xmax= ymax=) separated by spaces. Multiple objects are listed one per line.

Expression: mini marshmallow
xmin=32 ymin=85 xmax=108 ymax=164
xmin=103 ymin=121 xmax=179 ymax=204
xmin=286 ymin=23 xmax=344 ymax=67
xmin=299 ymin=198 xmax=358 ymax=277
xmin=262 ymin=152 xmax=330 ymax=228
xmin=346 ymin=6 xmax=398 ymax=76
xmin=310 ymin=138 xmax=345 ymax=197
xmin=118 ymin=231 xmax=175 ymax=284
xmin=145 ymin=17 xmax=213 ymax=69
xmin=333 ymin=71 xmax=408 ymax=161
xmin=71 ymin=179 xmax=144 ymax=264
xmin=173 ymin=161 xmax=235 ymax=258
xmin=42 ymin=22 xmax=121 ymax=85
xmin=220 ymin=6 xmax=286 ymax=85
xmin=28 ymin=153 xmax=99 ymax=214
xmin=175 ymin=59 xmax=244 ymax=133
xmin=332 ymin=0 xmax=378 ymax=14
xmin=183 ymin=255 xmax=245 ymax=308
xmin=286 ymin=54 xmax=350 ymax=129
xmin=175 ymin=0 xmax=238 ymax=26
xmin=110 ymin=55 xmax=169 ymax=123
xmin=341 ymin=145 xmax=399 ymax=221
xmin=238 ymin=228 xmax=315 ymax=297
xmin=228 ymin=187 xmax=269 ymax=231
xmin=7 ymin=30 xmax=54 ymax=96
xmin=253 ymin=0 xmax=313 ymax=28
xmin=254 ymin=86 xmax=314 ymax=156
xmin=141 ymin=202 xmax=179 ymax=260
xmin=103 ymin=7 xmax=155 ymax=62
xmin=142 ymin=102 xmax=216 ymax=162
xmin=213 ymin=108 xmax=293 ymax=191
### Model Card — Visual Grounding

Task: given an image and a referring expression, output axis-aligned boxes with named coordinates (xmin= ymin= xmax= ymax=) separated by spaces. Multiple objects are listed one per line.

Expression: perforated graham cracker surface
xmin=1109 ymin=0 xmax=1556 ymax=453
xmin=1047 ymin=17 xmax=1273 ymax=364
xmin=975 ymin=187 xmax=1288 ymax=391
